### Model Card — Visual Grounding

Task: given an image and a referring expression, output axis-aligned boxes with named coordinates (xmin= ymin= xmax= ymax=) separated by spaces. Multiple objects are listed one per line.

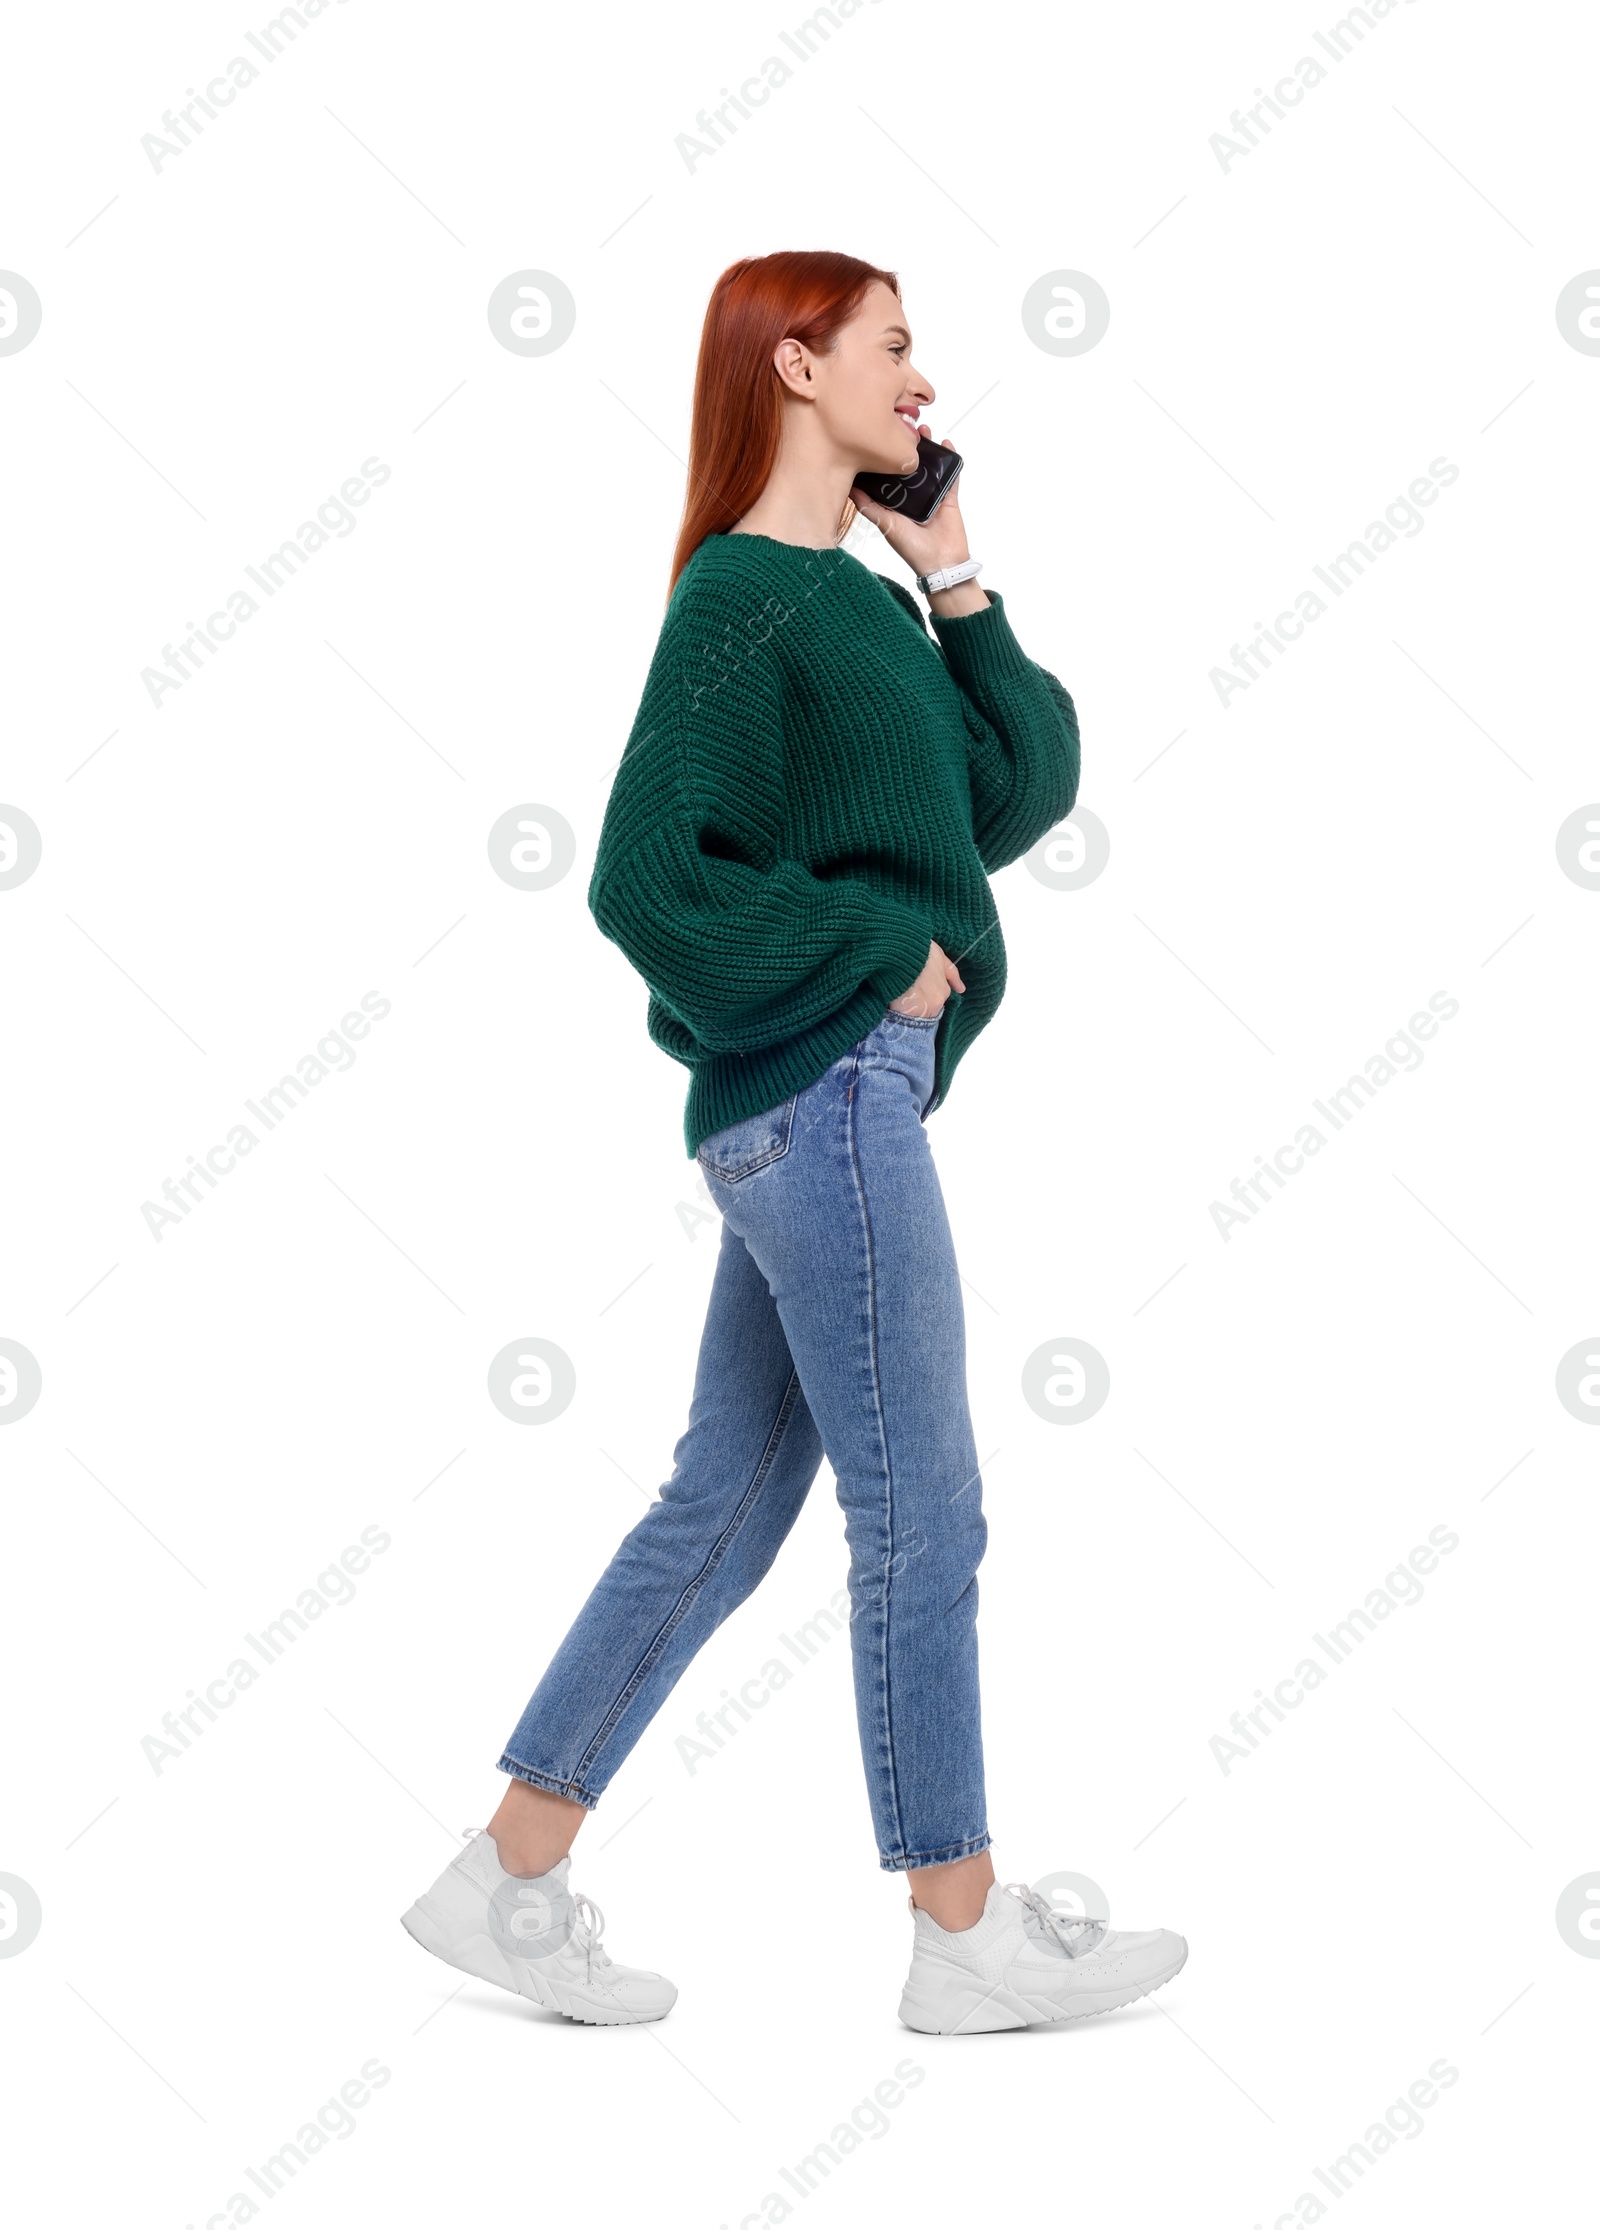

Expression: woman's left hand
xmin=849 ymin=432 xmax=972 ymax=578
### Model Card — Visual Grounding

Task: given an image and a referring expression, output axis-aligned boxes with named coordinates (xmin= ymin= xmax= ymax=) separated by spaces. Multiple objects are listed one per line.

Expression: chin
xmin=863 ymin=444 xmax=919 ymax=477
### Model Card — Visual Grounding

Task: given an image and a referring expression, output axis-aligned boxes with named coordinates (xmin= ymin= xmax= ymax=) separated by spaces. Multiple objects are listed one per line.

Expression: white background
xmin=3 ymin=0 xmax=1596 ymax=2223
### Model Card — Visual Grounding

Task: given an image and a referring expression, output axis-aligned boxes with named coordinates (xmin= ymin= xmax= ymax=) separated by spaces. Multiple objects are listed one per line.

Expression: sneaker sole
xmin=898 ymin=1942 xmax=1188 ymax=2035
xmin=399 ymin=1899 xmax=674 ymax=2027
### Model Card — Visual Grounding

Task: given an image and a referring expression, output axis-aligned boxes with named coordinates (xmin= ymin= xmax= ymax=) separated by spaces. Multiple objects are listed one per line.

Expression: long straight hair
xmin=667 ymin=250 xmax=900 ymax=602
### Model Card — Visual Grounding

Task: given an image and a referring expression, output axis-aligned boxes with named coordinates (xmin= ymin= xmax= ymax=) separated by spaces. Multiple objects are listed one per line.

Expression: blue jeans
xmin=497 ymin=1008 xmax=990 ymax=1872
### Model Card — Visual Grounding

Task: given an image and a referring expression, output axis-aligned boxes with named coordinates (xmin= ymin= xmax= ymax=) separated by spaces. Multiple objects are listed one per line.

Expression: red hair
xmin=667 ymin=250 xmax=901 ymax=600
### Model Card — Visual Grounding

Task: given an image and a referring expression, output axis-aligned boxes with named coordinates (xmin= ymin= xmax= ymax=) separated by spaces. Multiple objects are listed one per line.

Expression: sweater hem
xmin=683 ymin=985 xmax=895 ymax=1159
xmin=682 ymin=982 xmax=989 ymax=1159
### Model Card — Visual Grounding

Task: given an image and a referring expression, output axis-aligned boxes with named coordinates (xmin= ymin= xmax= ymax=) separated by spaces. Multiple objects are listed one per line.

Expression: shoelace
xmin=464 ymin=1828 xmax=610 ymax=1980
xmin=571 ymin=1892 xmax=611 ymax=1983
xmin=1003 ymin=1882 xmax=1109 ymax=1958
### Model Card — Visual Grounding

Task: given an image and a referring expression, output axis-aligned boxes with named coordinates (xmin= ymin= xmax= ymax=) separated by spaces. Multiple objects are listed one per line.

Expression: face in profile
xmin=804 ymin=277 xmax=934 ymax=478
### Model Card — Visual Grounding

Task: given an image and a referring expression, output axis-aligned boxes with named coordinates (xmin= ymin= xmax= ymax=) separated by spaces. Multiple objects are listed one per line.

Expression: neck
xmin=731 ymin=406 xmax=856 ymax=548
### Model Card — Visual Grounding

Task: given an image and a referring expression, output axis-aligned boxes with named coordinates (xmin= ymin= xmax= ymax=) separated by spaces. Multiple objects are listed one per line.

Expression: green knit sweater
xmin=587 ymin=531 xmax=1080 ymax=1158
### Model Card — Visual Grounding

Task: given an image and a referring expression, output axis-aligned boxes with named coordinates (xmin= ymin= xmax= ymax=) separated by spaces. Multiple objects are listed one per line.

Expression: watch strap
xmin=917 ymin=556 xmax=984 ymax=596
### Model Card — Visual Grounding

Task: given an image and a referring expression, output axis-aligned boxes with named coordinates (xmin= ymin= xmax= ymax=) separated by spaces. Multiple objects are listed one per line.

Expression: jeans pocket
xmin=696 ymin=1094 xmax=799 ymax=1182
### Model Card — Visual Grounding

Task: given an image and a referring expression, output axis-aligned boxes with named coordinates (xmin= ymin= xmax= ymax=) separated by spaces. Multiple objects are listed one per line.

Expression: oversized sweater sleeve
xmin=877 ymin=576 xmax=1081 ymax=874
xmin=587 ymin=581 xmax=934 ymax=1055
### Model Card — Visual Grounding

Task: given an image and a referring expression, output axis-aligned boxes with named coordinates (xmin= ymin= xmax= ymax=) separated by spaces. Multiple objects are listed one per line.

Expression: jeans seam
xmin=845 ymin=1047 xmax=909 ymax=1866
xmin=568 ymin=1365 xmax=807 ymax=1790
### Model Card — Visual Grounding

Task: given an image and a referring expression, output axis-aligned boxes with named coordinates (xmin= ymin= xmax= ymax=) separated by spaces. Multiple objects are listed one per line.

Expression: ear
xmin=771 ymin=336 xmax=813 ymax=397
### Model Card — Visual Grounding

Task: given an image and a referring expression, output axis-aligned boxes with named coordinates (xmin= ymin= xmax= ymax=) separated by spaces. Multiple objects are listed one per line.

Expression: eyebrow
xmin=880 ymin=323 xmax=911 ymax=343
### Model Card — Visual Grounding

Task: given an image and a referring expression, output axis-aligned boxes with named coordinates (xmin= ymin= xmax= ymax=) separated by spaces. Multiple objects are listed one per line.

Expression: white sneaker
xmin=898 ymin=1879 xmax=1187 ymax=2034
xmin=400 ymin=1830 xmax=677 ymax=2026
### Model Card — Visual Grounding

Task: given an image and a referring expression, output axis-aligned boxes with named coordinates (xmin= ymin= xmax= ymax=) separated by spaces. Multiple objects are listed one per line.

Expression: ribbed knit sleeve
xmin=587 ymin=579 xmax=934 ymax=1055
xmin=922 ymin=588 xmax=1081 ymax=873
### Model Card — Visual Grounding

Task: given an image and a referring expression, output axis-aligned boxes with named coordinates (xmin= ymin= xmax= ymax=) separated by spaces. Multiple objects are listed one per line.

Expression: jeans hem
xmin=495 ymin=1755 xmax=601 ymax=1811
xmin=879 ymin=1829 xmax=992 ymax=1874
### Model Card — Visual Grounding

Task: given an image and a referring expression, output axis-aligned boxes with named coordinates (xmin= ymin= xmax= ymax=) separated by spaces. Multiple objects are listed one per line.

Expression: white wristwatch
xmin=916 ymin=556 xmax=983 ymax=597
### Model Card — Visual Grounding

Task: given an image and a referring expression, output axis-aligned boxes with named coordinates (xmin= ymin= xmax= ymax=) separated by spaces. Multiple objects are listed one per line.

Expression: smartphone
xmin=852 ymin=434 xmax=963 ymax=525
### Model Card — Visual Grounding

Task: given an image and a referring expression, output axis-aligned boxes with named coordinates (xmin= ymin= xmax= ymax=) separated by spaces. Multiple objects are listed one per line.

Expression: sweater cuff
xmin=928 ymin=588 xmax=1036 ymax=686
xmin=867 ymin=902 xmax=936 ymax=1009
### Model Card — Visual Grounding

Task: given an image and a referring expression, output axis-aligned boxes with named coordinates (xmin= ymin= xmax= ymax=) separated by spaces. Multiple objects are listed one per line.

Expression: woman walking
xmin=402 ymin=249 xmax=1186 ymax=2033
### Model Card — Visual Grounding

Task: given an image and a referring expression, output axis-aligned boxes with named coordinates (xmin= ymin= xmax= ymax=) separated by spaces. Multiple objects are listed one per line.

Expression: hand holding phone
xmin=851 ymin=433 xmax=963 ymax=525
xmin=850 ymin=433 xmax=974 ymax=583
